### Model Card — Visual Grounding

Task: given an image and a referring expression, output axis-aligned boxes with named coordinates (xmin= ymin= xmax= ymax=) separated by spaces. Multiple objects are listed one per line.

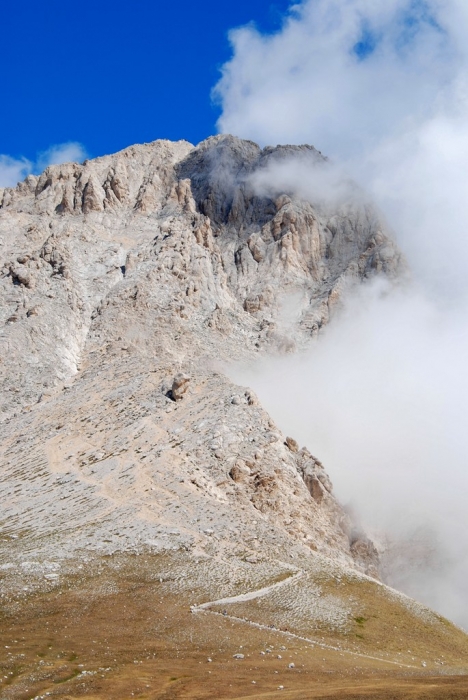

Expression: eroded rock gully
xmin=0 ymin=135 xmax=402 ymax=576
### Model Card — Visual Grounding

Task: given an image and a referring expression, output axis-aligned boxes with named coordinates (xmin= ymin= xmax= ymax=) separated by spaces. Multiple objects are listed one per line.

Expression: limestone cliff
xmin=0 ymin=135 xmax=402 ymax=575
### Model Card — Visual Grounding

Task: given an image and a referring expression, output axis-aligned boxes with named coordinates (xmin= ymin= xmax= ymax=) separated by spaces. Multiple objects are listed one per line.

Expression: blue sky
xmin=0 ymin=0 xmax=290 ymax=164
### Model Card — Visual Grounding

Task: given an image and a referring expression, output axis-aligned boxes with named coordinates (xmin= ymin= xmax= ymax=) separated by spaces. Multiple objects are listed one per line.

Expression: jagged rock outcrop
xmin=0 ymin=135 xmax=403 ymax=575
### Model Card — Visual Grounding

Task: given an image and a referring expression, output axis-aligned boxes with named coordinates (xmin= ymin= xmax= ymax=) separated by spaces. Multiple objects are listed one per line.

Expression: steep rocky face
xmin=0 ymin=135 xmax=402 ymax=575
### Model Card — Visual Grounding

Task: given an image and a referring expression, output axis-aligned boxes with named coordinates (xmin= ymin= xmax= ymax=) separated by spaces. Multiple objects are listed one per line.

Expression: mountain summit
xmin=0 ymin=135 xmax=401 ymax=568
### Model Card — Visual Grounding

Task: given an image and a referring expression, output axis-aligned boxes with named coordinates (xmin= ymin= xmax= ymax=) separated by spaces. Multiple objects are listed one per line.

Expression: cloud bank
xmin=217 ymin=0 xmax=468 ymax=627
xmin=231 ymin=280 xmax=468 ymax=625
xmin=0 ymin=142 xmax=87 ymax=188
xmin=216 ymin=0 xmax=462 ymax=158
xmin=215 ymin=0 xmax=468 ymax=298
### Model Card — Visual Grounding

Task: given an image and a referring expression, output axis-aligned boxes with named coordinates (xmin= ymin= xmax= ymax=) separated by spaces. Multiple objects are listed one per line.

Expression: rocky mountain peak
xmin=0 ymin=135 xmax=403 ymax=578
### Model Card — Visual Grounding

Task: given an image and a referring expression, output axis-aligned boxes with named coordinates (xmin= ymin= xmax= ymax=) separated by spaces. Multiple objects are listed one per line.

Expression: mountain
xmin=1 ymin=136 xmax=467 ymax=699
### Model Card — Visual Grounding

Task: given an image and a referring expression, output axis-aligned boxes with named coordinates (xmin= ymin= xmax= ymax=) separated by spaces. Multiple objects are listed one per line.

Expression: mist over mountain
xmin=214 ymin=0 xmax=468 ymax=632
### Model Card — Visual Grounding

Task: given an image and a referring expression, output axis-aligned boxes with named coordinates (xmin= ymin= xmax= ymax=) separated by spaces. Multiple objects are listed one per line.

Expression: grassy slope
xmin=1 ymin=552 xmax=468 ymax=699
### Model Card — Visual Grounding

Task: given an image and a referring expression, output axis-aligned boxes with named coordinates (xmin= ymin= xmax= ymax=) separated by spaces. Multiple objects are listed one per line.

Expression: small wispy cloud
xmin=36 ymin=142 xmax=88 ymax=172
xmin=0 ymin=155 xmax=32 ymax=188
xmin=0 ymin=141 xmax=88 ymax=188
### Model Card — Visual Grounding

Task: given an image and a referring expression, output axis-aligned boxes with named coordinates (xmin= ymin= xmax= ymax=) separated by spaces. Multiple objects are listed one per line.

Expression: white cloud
xmin=230 ymin=280 xmax=468 ymax=625
xmin=217 ymin=0 xmax=468 ymax=627
xmin=0 ymin=142 xmax=88 ymax=188
xmin=215 ymin=0 xmax=468 ymax=298
xmin=36 ymin=142 xmax=88 ymax=171
xmin=215 ymin=1 xmax=462 ymax=158
xmin=0 ymin=155 xmax=32 ymax=188
xmin=248 ymin=152 xmax=363 ymax=209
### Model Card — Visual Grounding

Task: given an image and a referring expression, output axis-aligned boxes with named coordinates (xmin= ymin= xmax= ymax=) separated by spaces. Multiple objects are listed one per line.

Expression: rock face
xmin=0 ymin=135 xmax=402 ymax=574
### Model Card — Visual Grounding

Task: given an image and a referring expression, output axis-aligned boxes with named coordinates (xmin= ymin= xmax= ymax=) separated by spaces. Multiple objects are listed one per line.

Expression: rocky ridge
xmin=0 ymin=135 xmax=402 ymax=577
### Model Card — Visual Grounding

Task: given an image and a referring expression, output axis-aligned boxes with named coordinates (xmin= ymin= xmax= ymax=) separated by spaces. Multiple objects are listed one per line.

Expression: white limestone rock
xmin=0 ymin=135 xmax=404 ymax=577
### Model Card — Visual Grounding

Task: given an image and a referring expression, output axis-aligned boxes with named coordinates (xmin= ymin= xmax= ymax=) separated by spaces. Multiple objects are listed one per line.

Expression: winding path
xmin=191 ymin=567 xmax=420 ymax=670
xmin=192 ymin=568 xmax=304 ymax=612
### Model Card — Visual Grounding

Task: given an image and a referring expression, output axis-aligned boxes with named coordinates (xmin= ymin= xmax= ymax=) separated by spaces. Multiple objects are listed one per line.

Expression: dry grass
xmin=1 ymin=553 xmax=468 ymax=699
